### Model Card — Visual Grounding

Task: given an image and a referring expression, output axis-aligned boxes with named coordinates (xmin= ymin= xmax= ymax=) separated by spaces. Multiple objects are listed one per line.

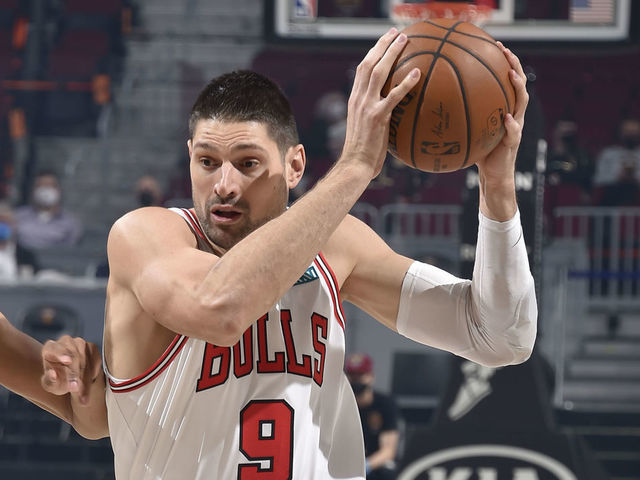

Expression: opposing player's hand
xmin=41 ymin=335 xmax=103 ymax=406
xmin=476 ymin=42 xmax=529 ymax=186
xmin=342 ymin=27 xmax=421 ymax=178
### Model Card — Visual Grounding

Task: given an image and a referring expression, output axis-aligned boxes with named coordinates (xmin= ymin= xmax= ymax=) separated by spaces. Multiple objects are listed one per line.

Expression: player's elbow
xmin=480 ymin=304 xmax=537 ymax=367
xmin=196 ymin=296 xmax=248 ymax=347
xmin=487 ymin=343 xmax=534 ymax=367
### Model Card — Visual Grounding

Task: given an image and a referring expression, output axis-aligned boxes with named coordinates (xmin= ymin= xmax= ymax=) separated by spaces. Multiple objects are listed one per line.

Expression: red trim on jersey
xmin=314 ymin=253 xmax=346 ymax=330
xmin=317 ymin=252 xmax=347 ymax=323
xmin=180 ymin=208 xmax=207 ymax=241
xmin=108 ymin=335 xmax=189 ymax=393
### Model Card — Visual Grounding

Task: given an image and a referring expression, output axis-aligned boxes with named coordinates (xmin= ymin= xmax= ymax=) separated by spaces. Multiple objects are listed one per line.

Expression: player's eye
xmin=200 ymin=158 xmax=213 ymax=167
xmin=242 ymin=159 xmax=259 ymax=168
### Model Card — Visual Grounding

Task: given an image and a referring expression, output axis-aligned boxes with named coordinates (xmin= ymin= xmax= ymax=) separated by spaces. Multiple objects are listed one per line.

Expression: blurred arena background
xmin=0 ymin=0 xmax=639 ymax=479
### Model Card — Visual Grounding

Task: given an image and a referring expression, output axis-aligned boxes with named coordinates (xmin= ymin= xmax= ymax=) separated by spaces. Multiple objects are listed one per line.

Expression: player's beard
xmin=193 ymin=175 xmax=289 ymax=251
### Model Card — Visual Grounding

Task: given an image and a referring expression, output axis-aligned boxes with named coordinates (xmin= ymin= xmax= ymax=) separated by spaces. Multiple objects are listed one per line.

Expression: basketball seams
xmin=409 ymin=21 xmax=468 ymax=171
xmin=407 ymin=33 xmax=495 ymax=47
xmin=436 ymin=56 xmax=471 ymax=169
xmin=442 ymin=38 xmax=512 ymax=114
xmin=394 ymin=51 xmax=436 ymax=74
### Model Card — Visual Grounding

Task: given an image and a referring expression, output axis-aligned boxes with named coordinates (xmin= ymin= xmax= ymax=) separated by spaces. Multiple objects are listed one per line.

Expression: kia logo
xmin=398 ymin=444 xmax=577 ymax=480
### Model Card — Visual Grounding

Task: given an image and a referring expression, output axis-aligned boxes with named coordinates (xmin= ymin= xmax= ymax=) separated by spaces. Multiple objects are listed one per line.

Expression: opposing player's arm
xmin=0 ymin=313 xmax=108 ymax=439
xmin=338 ymin=213 xmax=536 ymax=368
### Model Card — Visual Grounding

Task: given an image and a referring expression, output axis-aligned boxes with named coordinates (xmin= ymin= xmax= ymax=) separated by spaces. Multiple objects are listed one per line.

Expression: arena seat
xmin=0 ymin=26 xmax=22 ymax=78
xmin=55 ymin=29 xmax=111 ymax=57
xmin=20 ymin=303 xmax=81 ymax=345
xmin=63 ymin=0 xmax=123 ymax=15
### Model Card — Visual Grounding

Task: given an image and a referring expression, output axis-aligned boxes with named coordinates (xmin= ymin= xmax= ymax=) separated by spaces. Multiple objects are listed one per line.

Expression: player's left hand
xmin=475 ymin=42 xmax=529 ymax=187
xmin=41 ymin=335 xmax=103 ymax=406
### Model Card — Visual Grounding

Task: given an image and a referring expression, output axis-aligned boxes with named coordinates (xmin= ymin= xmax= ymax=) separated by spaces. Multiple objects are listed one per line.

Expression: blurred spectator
xmin=305 ymin=90 xmax=348 ymax=160
xmin=14 ymin=170 xmax=83 ymax=249
xmin=165 ymin=151 xmax=192 ymax=207
xmin=546 ymin=119 xmax=593 ymax=192
xmin=345 ymin=353 xmax=401 ymax=480
xmin=0 ymin=202 xmax=39 ymax=279
xmin=592 ymin=117 xmax=640 ymax=206
xmin=301 ymin=90 xmax=349 ymax=194
xmin=135 ymin=175 xmax=164 ymax=207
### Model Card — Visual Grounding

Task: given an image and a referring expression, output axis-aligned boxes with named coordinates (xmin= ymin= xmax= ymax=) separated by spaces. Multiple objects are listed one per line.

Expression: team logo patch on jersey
xmin=294 ymin=266 xmax=319 ymax=286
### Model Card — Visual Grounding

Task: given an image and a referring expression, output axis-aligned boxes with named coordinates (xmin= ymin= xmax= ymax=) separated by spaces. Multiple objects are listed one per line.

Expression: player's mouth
xmin=210 ymin=206 xmax=242 ymax=224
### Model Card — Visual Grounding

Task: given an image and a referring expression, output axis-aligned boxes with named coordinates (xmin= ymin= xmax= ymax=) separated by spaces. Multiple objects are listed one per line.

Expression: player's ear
xmin=187 ymin=139 xmax=193 ymax=158
xmin=285 ymin=144 xmax=306 ymax=189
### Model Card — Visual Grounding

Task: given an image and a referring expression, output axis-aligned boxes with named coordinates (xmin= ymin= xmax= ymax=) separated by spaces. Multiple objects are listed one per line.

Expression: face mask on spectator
xmin=350 ymin=381 xmax=370 ymax=396
xmin=138 ymin=190 xmax=155 ymax=207
xmin=0 ymin=222 xmax=11 ymax=242
xmin=34 ymin=186 xmax=61 ymax=208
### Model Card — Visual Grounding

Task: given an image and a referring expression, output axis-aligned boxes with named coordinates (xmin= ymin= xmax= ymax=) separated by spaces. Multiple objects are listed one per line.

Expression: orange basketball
xmin=382 ymin=18 xmax=516 ymax=173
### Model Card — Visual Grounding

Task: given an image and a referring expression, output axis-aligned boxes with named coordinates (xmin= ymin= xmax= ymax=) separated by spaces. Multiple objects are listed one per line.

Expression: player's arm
xmin=0 ymin=313 xmax=108 ymax=439
xmin=340 ymin=46 xmax=536 ymax=367
xmin=339 ymin=211 xmax=535 ymax=367
xmin=475 ymin=42 xmax=527 ymax=222
xmin=107 ymin=29 xmax=421 ymax=347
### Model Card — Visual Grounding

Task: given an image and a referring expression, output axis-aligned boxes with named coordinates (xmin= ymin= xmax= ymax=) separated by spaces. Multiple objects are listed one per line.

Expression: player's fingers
xmin=502 ymin=113 xmax=522 ymax=149
xmin=42 ymin=339 xmax=74 ymax=366
xmin=383 ymin=68 xmax=420 ymax=112
xmin=41 ymin=364 xmax=67 ymax=394
xmin=62 ymin=337 xmax=85 ymax=395
xmin=367 ymin=32 xmax=408 ymax=95
xmin=352 ymin=28 xmax=400 ymax=96
xmin=498 ymin=41 xmax=526 ymax=83
xmin=78 ymin=342 xmax=100 ymax=405
xmin=509 ymin=68 xmax=529 ymax=124
xmin=360 ymin=27 xmax=400 ymax=75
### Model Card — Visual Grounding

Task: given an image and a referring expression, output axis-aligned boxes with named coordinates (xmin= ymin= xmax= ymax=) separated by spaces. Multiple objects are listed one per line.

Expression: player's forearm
xmin=478 ymin=167 xmax=517 ymax=222
xmin=0 ymin=316 xmax=69 ymax=419
xmin=195 ymin=160 xmax=372 ymax=345
xmin=396 ymin=211 xmax=536 ymax=367
xmin=68 ymin=371 xmax=109 ymax=439
xmin=469 ymin=210 xmax=537 ymax=365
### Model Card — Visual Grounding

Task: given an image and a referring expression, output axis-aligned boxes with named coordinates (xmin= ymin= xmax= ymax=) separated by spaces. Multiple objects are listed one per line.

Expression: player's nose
xmin=213 ymin=162 xmax=240 ymax=201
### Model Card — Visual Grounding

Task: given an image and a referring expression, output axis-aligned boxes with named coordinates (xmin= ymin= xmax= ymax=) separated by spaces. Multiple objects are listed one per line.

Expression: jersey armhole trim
xmin=107 ymin=334 xmax=189 ymax=393
xmin=315 ymin=252 xmax=346 ymax=330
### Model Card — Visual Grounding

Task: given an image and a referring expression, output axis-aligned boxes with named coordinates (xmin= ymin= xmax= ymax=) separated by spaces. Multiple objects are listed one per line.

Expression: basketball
xmin=382 ymin=18 xmax=516 ymax=173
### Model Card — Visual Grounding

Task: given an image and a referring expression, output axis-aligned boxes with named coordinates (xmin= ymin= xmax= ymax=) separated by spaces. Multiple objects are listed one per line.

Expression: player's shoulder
xmin=108 ymin=207 xmax=194 ymax=252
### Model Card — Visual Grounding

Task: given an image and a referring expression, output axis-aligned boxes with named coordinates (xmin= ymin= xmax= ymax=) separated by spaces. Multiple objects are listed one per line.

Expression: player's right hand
xmin=41 ymin=335 xmax=103 ymax=406
xmin=341 ymin=27 xmax=420 ymax=178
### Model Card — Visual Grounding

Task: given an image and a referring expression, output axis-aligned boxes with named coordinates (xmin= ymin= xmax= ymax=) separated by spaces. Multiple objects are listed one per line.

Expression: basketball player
xmin=103 ymin=29 xmax=536 ymax=479
xmin=0 ymin=312 xmax=107 ymax=439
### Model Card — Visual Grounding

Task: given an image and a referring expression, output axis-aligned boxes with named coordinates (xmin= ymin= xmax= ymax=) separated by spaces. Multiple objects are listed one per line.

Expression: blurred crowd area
xmin=0 ymin=0 xmax=638 ymax=283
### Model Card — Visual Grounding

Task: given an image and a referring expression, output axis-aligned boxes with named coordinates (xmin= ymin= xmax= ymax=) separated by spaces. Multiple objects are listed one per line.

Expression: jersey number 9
xmin=238 ymin=399 xmax=294 ymax=479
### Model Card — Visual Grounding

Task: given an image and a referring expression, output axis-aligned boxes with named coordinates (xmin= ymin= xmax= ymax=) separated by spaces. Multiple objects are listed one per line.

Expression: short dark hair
xmin=189 ymin=70 xmax=299 ymax=155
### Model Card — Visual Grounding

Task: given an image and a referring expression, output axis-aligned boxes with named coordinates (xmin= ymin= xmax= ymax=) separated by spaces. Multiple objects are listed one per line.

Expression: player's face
xmin=189 ymin=119 xmax=301 ymax=250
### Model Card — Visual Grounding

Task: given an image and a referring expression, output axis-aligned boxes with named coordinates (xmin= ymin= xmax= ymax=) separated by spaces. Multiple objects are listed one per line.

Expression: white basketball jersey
xmin=105 ymin=208 xmax=365 ymax=480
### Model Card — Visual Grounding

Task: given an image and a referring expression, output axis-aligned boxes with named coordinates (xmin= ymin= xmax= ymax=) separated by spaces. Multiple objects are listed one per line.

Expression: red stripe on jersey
xmin=314 ymin=254 xmax=345 ymax=331
xmin=181 ymin=208 xmax=207 ymax=241
xmin=317 ymin=252 xmax=347 ymax=324
xmin=108 ymin=335 xmax=189 ymax=393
